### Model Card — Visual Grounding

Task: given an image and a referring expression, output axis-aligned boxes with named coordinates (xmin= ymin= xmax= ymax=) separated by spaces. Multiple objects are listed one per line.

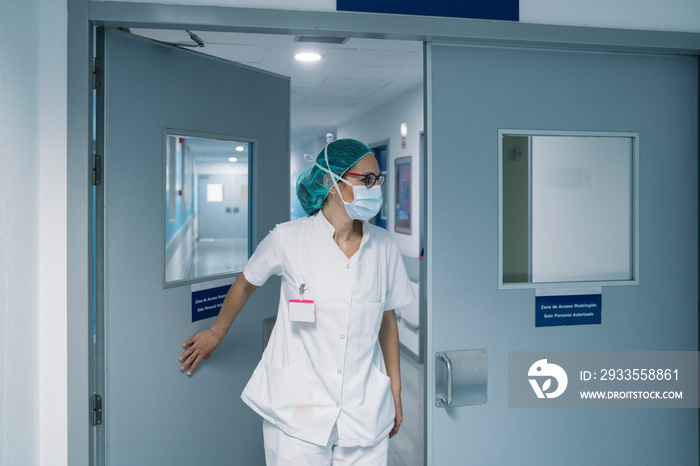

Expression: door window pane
xmin=499 ymin=130 xmax=638 ymax=287
xmin=164 ymin=132 xmax=252 ymax=286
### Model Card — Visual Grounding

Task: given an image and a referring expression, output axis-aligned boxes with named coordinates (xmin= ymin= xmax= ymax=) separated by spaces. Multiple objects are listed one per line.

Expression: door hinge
xmin=93 ymin=153 xmax=102 ymax=186
xmin=91 ymin=393 xmax=103 ymax=426
xmin=93 ymin=57 xmax=102 ymax=90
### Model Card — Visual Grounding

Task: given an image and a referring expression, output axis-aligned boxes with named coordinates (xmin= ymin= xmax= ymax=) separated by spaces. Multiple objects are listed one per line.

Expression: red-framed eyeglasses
xmin=344 ymin=171 xmax=386 ymax=188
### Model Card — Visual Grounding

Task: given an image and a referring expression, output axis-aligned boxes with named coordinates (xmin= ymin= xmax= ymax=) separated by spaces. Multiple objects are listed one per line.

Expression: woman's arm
xmin=378 ymin=309 xmax=402 ymax=438
xmin=178 ymin=273 xmax=258 ymax=376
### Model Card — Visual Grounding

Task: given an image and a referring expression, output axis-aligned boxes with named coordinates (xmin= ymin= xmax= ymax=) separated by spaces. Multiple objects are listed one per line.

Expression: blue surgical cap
xmin=296 ymin=138 xmax=373 ymax=216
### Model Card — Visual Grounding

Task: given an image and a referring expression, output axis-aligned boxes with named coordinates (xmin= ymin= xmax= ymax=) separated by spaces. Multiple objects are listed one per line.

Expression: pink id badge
xmin=288 ymin=300 xmax=316 ymax=323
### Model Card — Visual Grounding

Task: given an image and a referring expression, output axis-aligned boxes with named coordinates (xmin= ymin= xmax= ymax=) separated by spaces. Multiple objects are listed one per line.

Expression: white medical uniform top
xmin=241 ymin=211 xmax=414 ymax=447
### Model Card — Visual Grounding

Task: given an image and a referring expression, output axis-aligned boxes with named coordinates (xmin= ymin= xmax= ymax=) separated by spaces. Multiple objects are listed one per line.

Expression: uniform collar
xmin=316 ymin=210 xmax=370 ymax=247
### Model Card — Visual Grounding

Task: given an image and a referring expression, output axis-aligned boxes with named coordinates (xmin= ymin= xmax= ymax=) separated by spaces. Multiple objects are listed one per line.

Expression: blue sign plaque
xmin=191 ymin=277 xmax=235 ymax=322
xmin=536 ymin=290 xmax=602 ymax=327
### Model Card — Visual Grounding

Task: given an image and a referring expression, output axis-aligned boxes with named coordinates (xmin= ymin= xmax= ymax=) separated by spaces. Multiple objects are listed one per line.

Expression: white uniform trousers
xmin=263 ymin=419 xmax=389 ymax=466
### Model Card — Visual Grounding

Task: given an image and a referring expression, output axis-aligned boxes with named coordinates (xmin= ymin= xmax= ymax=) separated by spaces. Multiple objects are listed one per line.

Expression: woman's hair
xmin=296 ymin=138 xmax=373 ymax=216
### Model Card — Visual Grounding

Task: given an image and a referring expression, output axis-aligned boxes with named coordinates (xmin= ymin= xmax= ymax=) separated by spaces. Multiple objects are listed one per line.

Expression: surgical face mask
xmin=313 ymin=145 xmax=383 ymax=221
xmin=335 ymin=178 xmax=383 ymax=221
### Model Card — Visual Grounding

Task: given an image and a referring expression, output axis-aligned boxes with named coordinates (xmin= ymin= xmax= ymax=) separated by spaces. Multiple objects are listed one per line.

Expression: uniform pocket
xmin=357 ymin=301 xmax=385 ymax=348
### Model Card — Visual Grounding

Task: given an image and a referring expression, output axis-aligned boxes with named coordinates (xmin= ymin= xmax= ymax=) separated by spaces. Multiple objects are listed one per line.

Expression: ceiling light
xmin=295 ymin=52 xmax=322 ymax=62
xmin=235 ymin=145 xmax=245 ymax=152
xmin=228 ymin=157 xmax=238 ymax=163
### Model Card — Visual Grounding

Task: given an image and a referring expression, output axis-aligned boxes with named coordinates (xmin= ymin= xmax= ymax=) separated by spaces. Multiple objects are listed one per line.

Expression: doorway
xmin=98 ymin=27 xmax=426 ymax=466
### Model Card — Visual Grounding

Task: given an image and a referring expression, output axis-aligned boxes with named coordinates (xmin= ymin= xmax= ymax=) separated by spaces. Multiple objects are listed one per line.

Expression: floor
xmin=388 ymin=350 xmax=425 ymax=466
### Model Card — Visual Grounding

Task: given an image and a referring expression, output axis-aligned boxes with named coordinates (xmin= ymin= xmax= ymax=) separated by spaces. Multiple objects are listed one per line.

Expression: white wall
xmin=519 ymin=0 xmax=700 ymax=33
xmin=39 ymin=0 xmax=68 ymax=462
xmin=0 ymin=1 xmax=41 ymax=464
xmin=1 ymin=1 xmax=68 ymax=465
xmin=92 ymin=0 xmax=700 ymax=33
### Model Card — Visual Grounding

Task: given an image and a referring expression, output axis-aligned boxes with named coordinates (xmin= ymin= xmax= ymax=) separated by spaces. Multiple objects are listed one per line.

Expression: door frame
xmin=67 ymin=2 xmax=700 ymax=465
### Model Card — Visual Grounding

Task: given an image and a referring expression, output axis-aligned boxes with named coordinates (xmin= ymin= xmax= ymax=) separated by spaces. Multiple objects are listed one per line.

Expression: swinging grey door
xmin=97 ymin=28 xmax=289 ymax=465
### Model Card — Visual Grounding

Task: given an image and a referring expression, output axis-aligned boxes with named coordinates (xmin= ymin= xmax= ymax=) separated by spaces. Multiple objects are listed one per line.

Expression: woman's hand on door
xmin=177 ymin=273 xmax=258 ymax=376
xmin=178 ymin=328 xmax=224 ymax=376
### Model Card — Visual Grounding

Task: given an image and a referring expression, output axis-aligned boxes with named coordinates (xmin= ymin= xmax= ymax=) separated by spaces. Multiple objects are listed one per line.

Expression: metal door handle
xmin=435 ymin=349 xmax=487 ymax=408
xmin=437 ymin=352 xmax=453 ymax=406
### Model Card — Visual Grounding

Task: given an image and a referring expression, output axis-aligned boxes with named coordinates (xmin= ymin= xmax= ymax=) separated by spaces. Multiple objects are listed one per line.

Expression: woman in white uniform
xmin=179 ymin=139 xmax=414 ymax=465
